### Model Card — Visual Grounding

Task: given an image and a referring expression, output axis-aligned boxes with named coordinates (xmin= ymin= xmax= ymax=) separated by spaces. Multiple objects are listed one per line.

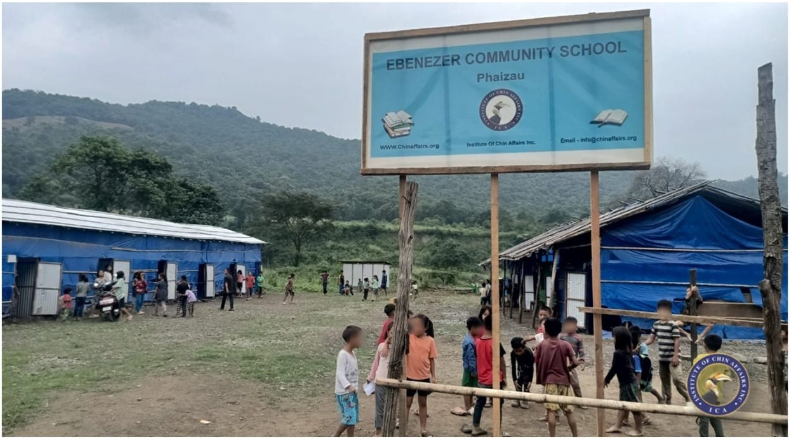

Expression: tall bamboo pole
xmin=590 ymin=171 xmax=605 ymax=437
xmin=490 ymin=173 xmax=501 ymax=436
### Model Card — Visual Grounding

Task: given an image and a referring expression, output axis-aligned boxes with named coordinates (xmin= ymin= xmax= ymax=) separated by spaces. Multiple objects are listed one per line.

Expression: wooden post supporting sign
xmin=382 ymin=176 xmax=417 ymax=437
xmin=590 ymin=171 xmax=605 ymax=437
xmin=490 ymin=173 xmax=501 ymax=437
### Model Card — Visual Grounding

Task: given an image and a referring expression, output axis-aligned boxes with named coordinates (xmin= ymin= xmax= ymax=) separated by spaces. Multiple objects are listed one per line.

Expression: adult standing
xmin=73 ymin=273 xmax=89 ymax=320
xmin=153 ymin=273 xmax=168 ymax=317
xmin=176 ymin=275 xmax=189 ymax=317
xmin=221 ymin=268 xmax=235 ymax=312
xmin=338 ymin=271 xmax=345 ymax=295
xmin=112 ymin=271 xmax=132 ymax=321
xmin=133 ymin=272 xmax=147 ymax=314
xmin=236 ymin=270 xmax=244 ymax=297
xmin=256 ymin=271 xmax=265 ymax=297
xmin=380 ymin=270 xmax=388 ymax=296
xmin=321 ymin=270 xmax=330 ymax=295
xmin=245 ymin=271 xmax=255 ymax=300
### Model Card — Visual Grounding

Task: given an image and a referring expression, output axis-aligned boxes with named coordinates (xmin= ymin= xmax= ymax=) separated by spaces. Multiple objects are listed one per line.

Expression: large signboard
xmin=362 ymin=10 xmax=652 ymax=175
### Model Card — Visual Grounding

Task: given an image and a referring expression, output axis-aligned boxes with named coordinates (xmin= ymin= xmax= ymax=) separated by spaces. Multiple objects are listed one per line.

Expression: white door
xmin=566 ymin=273 xmax=586 ymax=328
xmin=32 ymin=262 xmax=61 ymax=316
xmin=114 ymin=260 xmax=131 ymax=300
xmin=343 ymin=264 xmax=353 ymax=289
xmin=523 ymin=275 xmax=535 ymax=311
xmin=238 ymin=265 xmax=247 ymax=294
xmin=362 ymin=264 xmax=373 ymax=283
xmin=167 ymin=263 xmax=177 ymax=300
xmin=205 ymin=265 xmax=215 ymax=298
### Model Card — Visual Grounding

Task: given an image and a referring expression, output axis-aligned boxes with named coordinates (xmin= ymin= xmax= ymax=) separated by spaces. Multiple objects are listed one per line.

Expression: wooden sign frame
xmin=361 ymin=9 xmax=653 ymax=176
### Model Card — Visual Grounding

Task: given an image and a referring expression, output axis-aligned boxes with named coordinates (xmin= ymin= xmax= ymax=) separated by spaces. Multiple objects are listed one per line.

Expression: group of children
xmin=333 ymin=297 xmax=737 ymax=437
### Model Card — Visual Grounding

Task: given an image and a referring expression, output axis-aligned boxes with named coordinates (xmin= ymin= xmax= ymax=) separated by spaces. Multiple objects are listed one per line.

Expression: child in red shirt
xmin=535 ymin=317 xmax=581 ymax=437
xmin=58 ymin=288 xmax=73 ymax=321
xmin=462 ymin=315 xmax=506 ymax=437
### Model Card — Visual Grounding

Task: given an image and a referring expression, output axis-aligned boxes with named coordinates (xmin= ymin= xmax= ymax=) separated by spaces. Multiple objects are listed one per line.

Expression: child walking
xmin=362 ymin=278 xmax=370 ymax=302
xmin=629 ymin=325 xmax=663 ymax=404
xmin=695 ymin=334 xmax=726 ymax=437
xmin=406 ymin=314 xmax=437 ymax=437
xmin=368 ymin=322 xmax=393 ymax=437
xmin=535 ymin=317 xmax=580 ymax=437
xmin=334 ymin=325 xmax=363 ymax=437
xmin=186 ymin=288 xmax=197 ymax=317
xmin=605 ymin=326 xmax=643 ymax=437
xmin=282 ymin=273 xmax=295 ymax=305
xmin=646 ymin=299 xmax=690 ymax=404
xmin=510 ymin=337 xmax=534 ymax=408
xmin=452 ymin=316 xmax=483 ymax=417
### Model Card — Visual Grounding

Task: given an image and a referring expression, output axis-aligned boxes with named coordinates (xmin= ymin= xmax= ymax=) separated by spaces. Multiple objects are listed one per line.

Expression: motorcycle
xmin=96 ymin=291 xmax=121 ymax=322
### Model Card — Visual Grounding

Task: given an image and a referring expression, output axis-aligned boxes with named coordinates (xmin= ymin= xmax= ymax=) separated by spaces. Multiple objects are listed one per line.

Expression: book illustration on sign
xmin=591 ymin=109 xmax=628 ymax=127
xmin=382 ymin=110 xmax=414 ymax=138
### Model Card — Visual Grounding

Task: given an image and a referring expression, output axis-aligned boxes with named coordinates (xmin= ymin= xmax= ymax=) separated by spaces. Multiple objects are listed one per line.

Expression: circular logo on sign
xmin=687 ymin=354 xmax=750 ymax=416
xmin=479 ymin=89 xmax=523 ymax=131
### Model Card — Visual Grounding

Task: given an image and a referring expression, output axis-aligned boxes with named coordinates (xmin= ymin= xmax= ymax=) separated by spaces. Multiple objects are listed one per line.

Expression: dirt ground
xmin=4 ymin=291 xmax=777 ymax=437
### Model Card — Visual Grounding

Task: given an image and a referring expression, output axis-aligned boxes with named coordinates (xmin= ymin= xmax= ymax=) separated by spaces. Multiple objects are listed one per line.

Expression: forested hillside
xmin=3 ymin=89 xmax=642 ymax=224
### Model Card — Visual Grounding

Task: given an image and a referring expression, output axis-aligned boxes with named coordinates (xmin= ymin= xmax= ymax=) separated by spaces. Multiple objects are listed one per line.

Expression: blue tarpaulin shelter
xmin=2 ymin=199 xmax=266 ymax=319
xmin=494 ymin=182 xmax=788 ymax=339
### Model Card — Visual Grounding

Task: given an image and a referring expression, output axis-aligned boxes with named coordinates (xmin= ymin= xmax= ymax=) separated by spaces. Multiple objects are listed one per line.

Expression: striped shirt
xmin=651 ymin=320 xmax=680 ymax=362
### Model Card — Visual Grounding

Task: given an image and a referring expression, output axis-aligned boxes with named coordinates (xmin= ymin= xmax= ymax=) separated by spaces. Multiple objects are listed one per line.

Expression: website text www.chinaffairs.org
xmin=379 ymin=143 xmax=440 ymax=151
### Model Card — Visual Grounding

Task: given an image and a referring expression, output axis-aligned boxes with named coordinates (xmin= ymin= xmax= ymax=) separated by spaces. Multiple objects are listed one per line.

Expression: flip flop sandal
xmin=470 ymin=428 xmax=488 ymax=437
xmin=420 ymin=431 xmax=433 ymax=437
xmin=605 ymin=427 xmax=622 ymax=434
xmin=460 ymin=424 xmax=472 ymax=434
xmin=451 ymin=407 xmax=470 ymax=416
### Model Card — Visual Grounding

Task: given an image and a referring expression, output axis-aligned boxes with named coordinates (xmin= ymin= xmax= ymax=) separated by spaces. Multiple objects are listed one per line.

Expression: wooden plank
xmin=490 ymin=173 xmax=501 ymax=437
xmin=397 ymin=174 xmax=408 ymax=437
xmin=360 ymin=161 xmax=652 ymax=176
xmin=579 ymin=307 xmax=769 ymax=328
xmin=364 ymin=9 xmax=650 ymax=41
xmin=375 ymin=378 xmax=788 ymax=425
xmin=689 ymin=269 xmax=698 ymax=361
xmin=361 ymin=40 xmax=371 ymax=172
xmin=755 ymin=62 xmax=788 ymax=436
xmin=590 ymin=171 xmax=605 ymax=437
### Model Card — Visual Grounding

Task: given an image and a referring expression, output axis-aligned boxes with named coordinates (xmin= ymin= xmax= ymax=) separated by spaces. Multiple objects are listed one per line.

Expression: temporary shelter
xmin=2 ymin=199 xmax=266 ymax=319
xmin=340 ymin=261 xmax=391 ymax=289
xmin=486 ymin=182 xmax=788 ymax=339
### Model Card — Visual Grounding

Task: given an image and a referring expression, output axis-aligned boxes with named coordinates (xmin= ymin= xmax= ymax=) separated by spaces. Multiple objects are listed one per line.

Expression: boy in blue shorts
xmin=333 ymin=325 xmax=362 ymax=437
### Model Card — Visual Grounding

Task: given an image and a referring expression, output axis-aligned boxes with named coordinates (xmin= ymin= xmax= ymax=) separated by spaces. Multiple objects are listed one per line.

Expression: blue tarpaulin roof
xmin=602 ymin=195 xmax=788 ymax=339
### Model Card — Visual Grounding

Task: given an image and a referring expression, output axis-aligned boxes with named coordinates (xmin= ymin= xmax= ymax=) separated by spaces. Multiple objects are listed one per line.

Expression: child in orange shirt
xmin=406 ymin=314 xmax=437 ymax=437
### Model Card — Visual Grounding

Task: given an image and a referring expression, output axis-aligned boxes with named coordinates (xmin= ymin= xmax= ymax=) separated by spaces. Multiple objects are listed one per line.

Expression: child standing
xmin=630 ymin=325 xmax=662 ymax=404
xmin=334 ymin=326 xmax=363 ymax=437
xmin=464 ymin=314 xmax=506 ymax=437
xmin=560 ymin=317 xmax=586 ymax=402
xmin=406 ymin=314 xmax=437 ymax=437
xmin=534 ymin=318 xmax=580 ymax=437
xmin=357 ymin=278 xmax=363 ymax=296
xmin=362 ymin=278 xmax=370 ymax=302
xmin=256 ymin=271 xmax=265 ymax=297
xmin=453 ymin=316 xmax=483 ymax=417
xmin=186 ymin=289 xmax=197 ymax=317
xmin=371 ymin=275 xmax=380 ymax=300
xmin=282 ymin=273 xmax=295 ymax=305
xmin=695 ymin=334 xmax=726 ymax=437
xmin=604 ymin=326 xmax=643 ymax=437
xmin=368 ymin=322 xmax=393 ymax=437
xmin=645 ymin=299 xmax=690 ymax=404
xmin=377 ymin=304 xmax=396 ymax=346
xmin=58 ymin=288 xmax=73 ymax=321
xmin=245 ymin=272 xmax=255 ymax=300
xmin=510 ymin=337 xmax=534 ymax=408
xmin=73 ymin=274 xmax=89 ymax=320
xmin=479 ymin=281 xmax=488 ymax=306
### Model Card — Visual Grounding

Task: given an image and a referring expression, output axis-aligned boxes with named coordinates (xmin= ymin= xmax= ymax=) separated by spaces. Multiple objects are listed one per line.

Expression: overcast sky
xmin=3 ymin=2 xmax=788 ymax=179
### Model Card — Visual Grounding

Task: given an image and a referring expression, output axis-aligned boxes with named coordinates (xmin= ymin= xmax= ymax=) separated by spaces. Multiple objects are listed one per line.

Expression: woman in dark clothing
xmin=176 ymin=275 xmax=190 ymax=318
xmin=154 ymin=273 xmax=168 ymax=317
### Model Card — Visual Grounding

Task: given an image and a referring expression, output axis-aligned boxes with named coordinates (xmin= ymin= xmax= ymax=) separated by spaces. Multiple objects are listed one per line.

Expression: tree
xmin=20 ymin=135 xmax=227 ymax=225
xmin=256 ymin=191 xmax=333 ymax=266
xmin=423 ymin=238 xmax=471 ymax=270
xmin=628 ymin=157 xmax=706 ymax=199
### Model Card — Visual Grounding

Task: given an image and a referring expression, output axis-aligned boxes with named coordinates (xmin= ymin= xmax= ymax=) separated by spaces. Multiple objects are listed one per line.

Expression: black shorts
xmin=118 ymin=298 xmax=126 ymax=308
xmin=406 ymin=378 xmax=432 ymax=397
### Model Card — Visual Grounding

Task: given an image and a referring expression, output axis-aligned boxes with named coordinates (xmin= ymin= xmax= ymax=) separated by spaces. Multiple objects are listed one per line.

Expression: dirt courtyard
xmin=3 ymin=290 xmax=776 ymax=436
